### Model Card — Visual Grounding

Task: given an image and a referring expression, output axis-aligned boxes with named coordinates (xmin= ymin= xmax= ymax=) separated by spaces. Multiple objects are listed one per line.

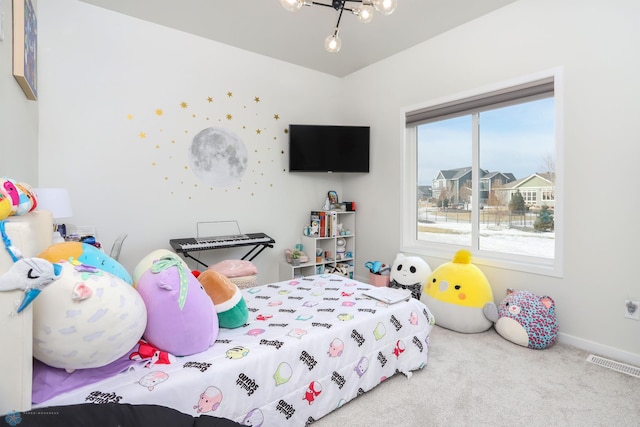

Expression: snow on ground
xmin=418 ymin=221 xmax=555 ymax=258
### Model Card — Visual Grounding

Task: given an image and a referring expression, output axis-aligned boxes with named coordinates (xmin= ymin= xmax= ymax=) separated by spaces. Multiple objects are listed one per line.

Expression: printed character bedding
xmin=33 ymin=275 xmax=435 ymax=425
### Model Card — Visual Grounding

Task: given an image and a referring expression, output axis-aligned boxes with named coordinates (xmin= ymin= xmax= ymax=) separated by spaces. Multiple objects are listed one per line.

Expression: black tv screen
xmin=288 ymin=124 xmax=370 ymax=173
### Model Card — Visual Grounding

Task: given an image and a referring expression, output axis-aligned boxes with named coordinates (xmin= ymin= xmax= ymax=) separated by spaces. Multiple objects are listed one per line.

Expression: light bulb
xmin=373 ymin=0 xmax=397 ymax=15
xmin=280 ymin=0 xmax=304 ymax=12
xmin=324 ymin=31 xmax=342 ymax=53
xmin=355 ymin=5 xmax=374 ymax=23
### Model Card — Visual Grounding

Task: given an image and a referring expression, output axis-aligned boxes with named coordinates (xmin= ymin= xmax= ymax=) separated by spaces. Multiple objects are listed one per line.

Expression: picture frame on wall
xmin=13 ymin=0 xmax=38 ymax=101
xmin=328 ymin=191 xmax=338 ymax=204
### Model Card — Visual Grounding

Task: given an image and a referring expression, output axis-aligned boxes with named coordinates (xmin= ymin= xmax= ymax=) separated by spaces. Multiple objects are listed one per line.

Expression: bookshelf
xmin=279 ymin=210 xmax=355 ymax=280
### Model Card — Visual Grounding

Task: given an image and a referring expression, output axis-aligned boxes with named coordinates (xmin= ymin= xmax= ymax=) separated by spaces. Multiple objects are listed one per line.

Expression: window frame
xmin=401 ymin=69 xmax=564 ymax=277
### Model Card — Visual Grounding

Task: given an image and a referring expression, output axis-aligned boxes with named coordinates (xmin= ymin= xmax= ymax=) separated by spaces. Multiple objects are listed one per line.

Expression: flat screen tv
xmin=288 ymin=124 xmax=370 ymax=173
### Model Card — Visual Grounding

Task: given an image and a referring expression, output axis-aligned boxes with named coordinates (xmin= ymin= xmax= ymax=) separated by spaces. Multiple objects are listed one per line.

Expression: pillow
xmin=136 ymin=254 xmax=218 ymax=356
xmin=208 ymin=259 xmax=257 ymax=278
xmin=197 ymin=269 xmax=248 ymax=329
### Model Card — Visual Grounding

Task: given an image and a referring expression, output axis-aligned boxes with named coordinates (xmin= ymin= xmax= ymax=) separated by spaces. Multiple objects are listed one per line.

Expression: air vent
xmin=586 ymin=354 xmax=640 ymax=378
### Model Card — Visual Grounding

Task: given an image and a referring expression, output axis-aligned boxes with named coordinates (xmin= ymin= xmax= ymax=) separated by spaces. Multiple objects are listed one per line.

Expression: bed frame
xmin=0 ymin=211 xmax=53 ymax=415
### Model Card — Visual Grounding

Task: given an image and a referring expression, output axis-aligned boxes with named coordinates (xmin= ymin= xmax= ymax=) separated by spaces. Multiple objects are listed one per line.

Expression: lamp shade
xmin=33 ymin=188 xmax=73 ymax=219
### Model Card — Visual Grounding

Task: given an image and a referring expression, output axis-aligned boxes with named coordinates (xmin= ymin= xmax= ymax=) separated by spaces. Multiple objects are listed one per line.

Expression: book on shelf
xmin=362 ymin=287 xmax=412 ymax=304
xmin=328 ymin=211 xmax=338 ymax=237
xmin=310 ymin=211 xmax=321 ymax=236
xmin=319 ymin=211 xmax=327 ymax=237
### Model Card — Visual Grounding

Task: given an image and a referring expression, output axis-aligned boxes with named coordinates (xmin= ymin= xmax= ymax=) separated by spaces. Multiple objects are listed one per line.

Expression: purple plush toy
xmin=489 ymin=289 xmax=558 ymax=349
xmin=136 ymin=255 xmax=219 ymax=356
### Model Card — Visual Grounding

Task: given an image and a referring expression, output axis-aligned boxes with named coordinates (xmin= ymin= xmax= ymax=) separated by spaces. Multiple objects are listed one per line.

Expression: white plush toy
xmin=32 ymin=260 xmax=147 ymax=371
xmin=388 ymin=253 xmax=432 ymax=300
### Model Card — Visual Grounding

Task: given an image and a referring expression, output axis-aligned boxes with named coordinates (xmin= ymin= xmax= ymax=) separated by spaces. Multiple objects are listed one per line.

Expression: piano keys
xmin=169 ymin=232 xmax=275 ymax=267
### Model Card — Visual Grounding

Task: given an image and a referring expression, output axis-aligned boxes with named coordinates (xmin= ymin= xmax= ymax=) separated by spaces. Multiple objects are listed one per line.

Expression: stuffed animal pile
xmin=0 ymin=224 xmax=251 ymax=372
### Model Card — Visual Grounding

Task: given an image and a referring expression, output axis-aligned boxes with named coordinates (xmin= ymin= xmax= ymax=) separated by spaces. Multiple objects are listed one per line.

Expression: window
xmin=402 ymin=72 xmax=562 ymax=276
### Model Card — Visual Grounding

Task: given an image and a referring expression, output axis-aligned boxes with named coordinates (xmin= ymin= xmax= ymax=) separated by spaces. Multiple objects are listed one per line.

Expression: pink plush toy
xmin=487 ymin=289 xmax=558 ymax=349
xmin=136 ymin=254 xmax=218 ymax=356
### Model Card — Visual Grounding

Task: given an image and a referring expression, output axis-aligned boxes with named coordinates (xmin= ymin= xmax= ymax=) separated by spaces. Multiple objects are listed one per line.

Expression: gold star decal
xmin=226 ymin=114 xmax=233 ymax=120
xmin=274 ymin=114 xmax=280 ymax=120
xmin=180 ymin=102 xmax=188 ymax=108
xmin=139 ymin=132 xmax=146 ymax=139
xmin=254 ymin=96 xmax=261 ymax=103
xmin=207 ymin=97 xmax=213 ymax=103
xmin=127 ymin=114 xmax=133 ymax=120
xmin=155 ymin=109 xmax=163 ymax=116
xmin=256 ymin=129 xmax=262 ymax=135
xmin=227 ymin=91 xmax=233 ymax=98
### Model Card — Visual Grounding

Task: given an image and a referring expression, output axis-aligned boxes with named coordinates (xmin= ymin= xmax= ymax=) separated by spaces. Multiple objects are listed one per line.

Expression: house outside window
xmin=402 ymin=72 xmax=562 ymax=276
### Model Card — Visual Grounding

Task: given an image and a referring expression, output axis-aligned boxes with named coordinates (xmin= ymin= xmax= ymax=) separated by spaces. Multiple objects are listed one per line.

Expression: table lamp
xmin=33 ymin=188 xmax=73 ymax=243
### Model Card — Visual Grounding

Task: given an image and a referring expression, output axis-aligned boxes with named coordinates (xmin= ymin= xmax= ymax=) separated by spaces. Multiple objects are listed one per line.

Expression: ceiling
xmin=79 ymin=0 xmax=517 ymax=77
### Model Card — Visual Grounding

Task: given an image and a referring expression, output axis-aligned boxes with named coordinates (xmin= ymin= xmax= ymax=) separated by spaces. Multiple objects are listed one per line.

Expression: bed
xmin=1 ymin=214 xmax=435 ymax=425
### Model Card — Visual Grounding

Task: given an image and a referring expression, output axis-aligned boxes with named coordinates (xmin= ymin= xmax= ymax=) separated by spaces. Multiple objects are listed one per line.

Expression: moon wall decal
xmin=187 ymin=127 xmax=248 ymax=187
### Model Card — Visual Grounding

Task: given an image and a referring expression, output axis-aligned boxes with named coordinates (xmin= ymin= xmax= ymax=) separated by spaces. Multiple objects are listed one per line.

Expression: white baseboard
xmin=558 ymin=332 xmax=640 ymax=367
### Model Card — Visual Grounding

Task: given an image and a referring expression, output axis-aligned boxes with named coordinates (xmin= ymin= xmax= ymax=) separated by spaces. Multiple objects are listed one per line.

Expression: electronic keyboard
xmin=170 ymin=233 xmax=274 ymax=252
xmin=169 ymin=232 xmax=275 ymax=267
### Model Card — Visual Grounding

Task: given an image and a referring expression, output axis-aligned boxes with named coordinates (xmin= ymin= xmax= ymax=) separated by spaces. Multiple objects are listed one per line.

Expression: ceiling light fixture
xmin=280 ymin=0 xmax=398 ymax=53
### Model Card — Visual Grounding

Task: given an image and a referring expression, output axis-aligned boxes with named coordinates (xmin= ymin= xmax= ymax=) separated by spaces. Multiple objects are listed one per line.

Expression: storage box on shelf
xmin=279 ymin=210 xmax=355 ymax=280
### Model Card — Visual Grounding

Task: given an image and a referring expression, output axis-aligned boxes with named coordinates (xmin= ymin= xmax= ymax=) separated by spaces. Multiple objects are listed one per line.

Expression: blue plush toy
xmin=487 ymin=289 xmax=558 ymax=349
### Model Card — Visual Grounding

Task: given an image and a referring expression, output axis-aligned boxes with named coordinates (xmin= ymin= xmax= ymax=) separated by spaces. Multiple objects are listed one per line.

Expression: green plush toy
xmin=197 ymin=269 xmax=248 ymax=328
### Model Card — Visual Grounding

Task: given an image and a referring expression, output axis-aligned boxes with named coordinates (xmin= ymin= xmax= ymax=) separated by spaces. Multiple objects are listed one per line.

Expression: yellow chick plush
xmin=420 ymin=249 xmax=496 ymax=333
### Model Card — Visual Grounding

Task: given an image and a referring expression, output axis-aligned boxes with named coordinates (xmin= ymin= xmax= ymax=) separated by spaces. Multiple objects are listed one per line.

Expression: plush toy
xmin=14 ymin=182 xmax=36 ymax=215
xmin=32 ymin=260 xmax=147 ymax=371
xmin=136 ymin=254 xmax=218 ymax=356
xmin=197 ymin=269 xmax=249 ymax=329
xmin=486 ymin=289 xmax=558 ymax=349
xmin=0 ymin=177 xmax=20 ymax=216
xmin=421 ymin=249 xmax=496 ymax=333
xmin=388 ymin=253 xmax=431 ymax=300
xmin=133 ymin=249 xmax=190 ymax=286
xmin=38 ymin=241 xmax=132 ymax=285
xmin=0 ymin=193 xmax=12 ymax=221
xmin=0 ymin=178 xmax=38 ymax=220
xmin=0 ymin=257 xmax=62 ymax=313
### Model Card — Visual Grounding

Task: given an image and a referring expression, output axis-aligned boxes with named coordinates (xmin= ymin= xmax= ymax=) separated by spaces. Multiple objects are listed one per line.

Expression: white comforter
xmin=36 ymin=275 xmax=435 ymax=425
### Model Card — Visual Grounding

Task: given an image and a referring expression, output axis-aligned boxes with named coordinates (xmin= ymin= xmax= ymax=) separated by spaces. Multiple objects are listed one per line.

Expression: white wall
xmin=0 ymin=0 xmax=39 ymax=184
xmin=37 ymin=0 xmax=350 ymax=281
xmin=343 ymin=0 xmax=640 ymax=364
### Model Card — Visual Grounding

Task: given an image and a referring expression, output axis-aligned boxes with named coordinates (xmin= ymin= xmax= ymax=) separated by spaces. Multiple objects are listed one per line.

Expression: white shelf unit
xmin=279 ymin=211 xmax=355 ymax=280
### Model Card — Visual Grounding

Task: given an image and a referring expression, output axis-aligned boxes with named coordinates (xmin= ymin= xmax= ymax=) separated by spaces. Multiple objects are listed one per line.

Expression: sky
xmin=417 ymin=97 xmax=555 ymax=185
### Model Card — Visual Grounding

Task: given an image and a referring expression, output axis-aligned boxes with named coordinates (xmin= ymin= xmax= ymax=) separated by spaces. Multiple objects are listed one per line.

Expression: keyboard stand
xmin=169 ymin=233 xmax=275 ymax=268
